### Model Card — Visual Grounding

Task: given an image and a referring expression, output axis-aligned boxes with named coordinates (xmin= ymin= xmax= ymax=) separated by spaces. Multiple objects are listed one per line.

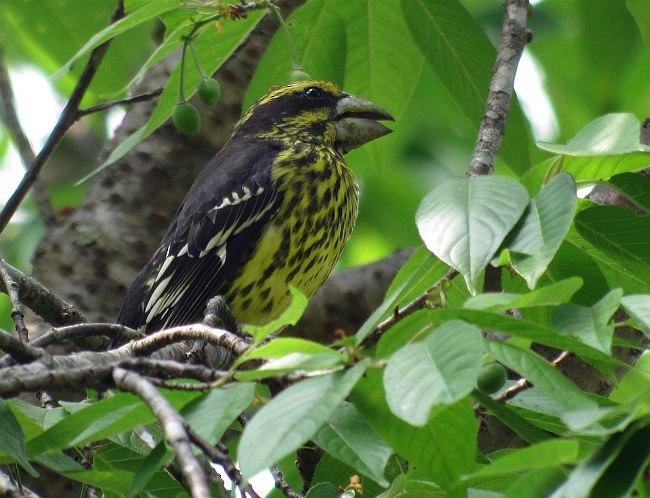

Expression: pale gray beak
xmin=334 ymin=93 xmax=394 ymax=152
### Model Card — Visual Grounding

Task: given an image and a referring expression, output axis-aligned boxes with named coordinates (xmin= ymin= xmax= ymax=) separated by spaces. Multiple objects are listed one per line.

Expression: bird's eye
xmin=303 ymin=87 xmax=323 ymax=100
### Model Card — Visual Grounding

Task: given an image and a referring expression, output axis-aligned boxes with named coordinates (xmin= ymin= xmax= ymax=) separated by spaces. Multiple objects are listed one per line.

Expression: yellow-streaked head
xmin=234 ymin=80 xmax=394 ymax=152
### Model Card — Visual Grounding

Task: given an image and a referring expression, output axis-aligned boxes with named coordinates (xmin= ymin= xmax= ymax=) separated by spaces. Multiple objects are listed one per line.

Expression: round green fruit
xmin=288 ymin=69 xmax=312 ymax=83
xmin=198 ymin=77 xmax=221 ymax=107
xmin=172 ymin=102 xmax=201 ymax=134
xmin=477 ymin=362 xmax=507 ymax=394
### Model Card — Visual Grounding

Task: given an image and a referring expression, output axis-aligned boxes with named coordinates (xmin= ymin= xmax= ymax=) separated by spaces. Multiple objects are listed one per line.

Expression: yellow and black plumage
xmin=117 ymin=81 xmax=393 ymax=332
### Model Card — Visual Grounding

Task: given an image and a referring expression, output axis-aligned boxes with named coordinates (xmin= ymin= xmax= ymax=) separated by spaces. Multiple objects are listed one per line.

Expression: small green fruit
xmin=172 ymin=102 xmax=201 ymax=134
xmin=198 ymin=77 xmax=221 ymax=106
xmin=477 ymin=362 xmax=507 ymax=394
xmin=288 ymin=69 xmax=312 ymax=83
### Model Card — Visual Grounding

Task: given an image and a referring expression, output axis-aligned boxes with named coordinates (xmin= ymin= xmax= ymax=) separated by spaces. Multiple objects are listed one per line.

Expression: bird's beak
xmin=334 ymin=93 xmax=395 ymax=153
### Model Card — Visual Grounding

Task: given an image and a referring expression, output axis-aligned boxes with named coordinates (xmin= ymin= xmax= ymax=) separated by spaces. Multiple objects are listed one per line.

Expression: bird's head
xmin=234 ymin=80 xmax=394 ymax=152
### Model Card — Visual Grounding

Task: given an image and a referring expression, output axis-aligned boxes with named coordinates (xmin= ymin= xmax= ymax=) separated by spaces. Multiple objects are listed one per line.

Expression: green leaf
xmin=550 ymin=289 xmax=622 ymax=353
xmin=621 ymin=295 xmax=650 ymax=339
xmin=575 ymin=205 xmax=650 ymax=288
xmin=127 ymin=442 xmax=173 ymax=498
xmin=522 ymin=153 xmax=650 ymax=194
xmin=383 ymin=320 xmax=482 ymax=426
xmin=238 ymin=361 xmax=368 ymax=478
xmin=541 ymin=239 xmax=610 ymax=306
xmin=244 ymin=0 xmax=347 ymax=108
xmin=608 ymin=351 xmax=650 ymax=404
xmin=244 ymin=286 xmax=309 ymax=341
xmin=353 ymin=369 xmax=476 ymax=497
xmin=463 ymin=277 xmax=583 ymax=311
xmin=237 ymin=338 xmax=341 ymax=364
xmin=504 ymin=173 xmax=577 ymax=288
xmin=467 ymin=439 xmax=579 ymax=479
xmin=627 ymin=0 xmax=650 ymax=45
xmin=483 ymin=340 xmax=597 ymax=412
xmin=538 ymin=113 xmax=647 ymax=155
xmin=53 ymin=0 xmax=181 ymax=79
xmin=550 ymin=418 xmax=650 ymax=498
xmin=181 ymin=383 xmax=254 ymax=442
xmin=502 ymin=468 xmax=567 ymax=498
xmin=26 ymin=391 xmax=198 ymax=456
xmin=429 ymin=308 xmax=614 ymax=364
xmin=401 ymin=0 xmax=530 ymax=174
xmin=606 ymin=172 xmax=650 ymax=212
xmin=313 ymin=401 xmax=392 ymax=486
xmin=472 ymin=389 xmax=552 ymax=444
xmin=306 ymin=483 xmax=340 ymax=498
xmin=0 ymin=398 xmax=38 ymax=476
xmin=416 ymin=176 xmax=529 ymax=294
xmin=335 ymin=0 xmax=424 ymax=120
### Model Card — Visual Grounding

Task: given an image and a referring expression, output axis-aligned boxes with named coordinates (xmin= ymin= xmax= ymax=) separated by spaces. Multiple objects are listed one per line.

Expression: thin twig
xmin=495 ymin=350 xmax=570 ymax=403
xmin=185 ymin=425 xmax=260 ymax=498
xmin=119 ymin=357 xmax=228 ymax=383
xmin=77 ymin=88 xmax=163 ymax=117
xmin=113 ymin=367 xmax=211 ymax=498
xmin=0 ymin=0 xmax=126 ymax=234
xmin=0 ymin=48 xmax=57 ymax=225
xmin=271 ymin=464 xmax=304 ymax=498
xmin=468 ymin=0 xmax=530 ymax=176
xmin=0 ymin=258 xmax=29 ymax=341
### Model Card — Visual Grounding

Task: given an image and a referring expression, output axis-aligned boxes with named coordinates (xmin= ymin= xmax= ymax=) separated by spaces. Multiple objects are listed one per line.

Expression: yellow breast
xmin=225 ymin=145 xmax=359 ymax=325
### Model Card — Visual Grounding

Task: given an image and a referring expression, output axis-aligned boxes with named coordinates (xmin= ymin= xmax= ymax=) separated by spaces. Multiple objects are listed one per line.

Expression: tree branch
xmin=0 ymin=48 xmax=56 ymax=225
xmin=77 ymin=88 xmax=163 ymax=117
xmin=0 ymin=260 xmax=85 ymax=326
xmin=468 ymin=0 xmax=530 ymax=176
xmin=0 ymin=258 xmax=29 ymax=341
xmin=113 ymin=367 xmax=212 ymax=498
xmin=0 ymin=0 xmax=126 ymax=233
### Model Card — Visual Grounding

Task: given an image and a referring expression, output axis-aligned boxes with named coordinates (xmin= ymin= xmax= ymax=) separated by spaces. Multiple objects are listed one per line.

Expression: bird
xmin=116 ymin=80 xmax=394 ymax=334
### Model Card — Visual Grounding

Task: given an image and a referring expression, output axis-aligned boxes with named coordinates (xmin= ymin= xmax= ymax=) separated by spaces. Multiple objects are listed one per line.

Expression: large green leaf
xmin=550 ymin=418 xmax=650 ymax=498
xmin=0 ymin=398 xmax=37 ymax=476
xmin=313 ymin=401 xmax=392 ymax=486
xmin=243 ymin=0 xmax=347 ymax=108
xmin=550 ymin=289 xmax=622 ymax=354
xmin=574 ymin=205 xmax=650 ymax=290
xmin=181 ymin=383 xmax=254 ymax=442
xmin=621 ymin=295 xmax=650 ymax=339
xmin=429 ymin=308 xmax=614 ymax=365
xmin=26 ymin=391 xmax=198 ymax=456
xmin=503 ymin=173 xmax=577 ymax=288
xmin=538 ymin=113 xmax=647 ymax=156
xmin=416 ymin=176 xmax=529 ymax=293
xmin=463 ymin=277 xmax=583 ymax=312
xmin=522 ymin=153 xmax=650 ymax=194
xmin=238 ymin=361 xmax=368 ymax=478
xmin=334 ymin=0 xmax=424 ymax=120
xmin=401 ymin=0 xmax=530 ymax=175
xmin=383 ymin=320 xmax=482 ymax=426
xmin=627 ymin=0 xmax=650 ymax=45
xmin=352 ymin=371 xmax=476 ymax=498
xmin=467 ymin=439 xmax=579 ymax=480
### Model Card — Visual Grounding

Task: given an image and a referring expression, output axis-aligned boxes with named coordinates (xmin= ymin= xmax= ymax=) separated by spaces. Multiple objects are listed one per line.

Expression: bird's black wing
xmin=117 ymin=138 xmax=284 ymax=332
